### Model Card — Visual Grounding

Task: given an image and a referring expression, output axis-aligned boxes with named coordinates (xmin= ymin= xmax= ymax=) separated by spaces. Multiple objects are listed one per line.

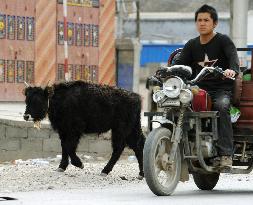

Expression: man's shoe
xmin=220 ymin=156 xmax=232 ymax=168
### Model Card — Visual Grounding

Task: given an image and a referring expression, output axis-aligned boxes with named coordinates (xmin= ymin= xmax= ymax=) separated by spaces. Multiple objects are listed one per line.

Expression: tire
xmin=192 ymin=172 xmax=220 ymax=190
xmin=143 ymin=127 xmax=181 ymax=196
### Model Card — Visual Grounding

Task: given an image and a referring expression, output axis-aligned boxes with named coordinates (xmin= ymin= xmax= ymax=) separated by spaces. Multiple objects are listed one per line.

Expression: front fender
xmin=152 ymin=116 xmax=175 ymax=133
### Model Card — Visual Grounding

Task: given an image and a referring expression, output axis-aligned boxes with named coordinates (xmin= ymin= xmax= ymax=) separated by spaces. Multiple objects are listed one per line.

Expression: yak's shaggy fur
xmin=24 ymin=81 xmax=145 ymax=177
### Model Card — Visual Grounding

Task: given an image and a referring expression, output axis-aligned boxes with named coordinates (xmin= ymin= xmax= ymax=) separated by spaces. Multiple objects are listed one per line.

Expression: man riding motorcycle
xmin=174 ymin=4 xmax=239 ymax=167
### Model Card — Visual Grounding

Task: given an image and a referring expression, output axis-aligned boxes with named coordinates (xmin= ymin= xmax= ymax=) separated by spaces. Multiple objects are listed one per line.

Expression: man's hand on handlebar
xmin=224 ymin=69 xmax=236 ymax=79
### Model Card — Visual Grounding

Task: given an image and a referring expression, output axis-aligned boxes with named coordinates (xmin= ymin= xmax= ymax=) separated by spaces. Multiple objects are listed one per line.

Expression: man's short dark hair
xmin=195 ymin=4 xmax=218 ymax=22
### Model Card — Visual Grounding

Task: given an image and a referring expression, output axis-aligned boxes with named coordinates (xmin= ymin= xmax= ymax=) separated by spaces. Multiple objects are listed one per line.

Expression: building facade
xmin=0 ymin=0 xmax=115 ymax=101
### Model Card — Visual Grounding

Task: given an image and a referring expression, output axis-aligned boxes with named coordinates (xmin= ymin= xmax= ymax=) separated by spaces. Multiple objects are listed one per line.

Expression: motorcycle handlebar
xmin=213 ymin=67 xmax=235 ymax=80
xmin=189 ymin=66 xmax=235 ymax=85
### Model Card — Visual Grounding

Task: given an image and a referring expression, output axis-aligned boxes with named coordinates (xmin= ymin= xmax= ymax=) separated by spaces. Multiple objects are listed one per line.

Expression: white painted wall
xmin=121 ymin=11 xmax=253 ymax=45
xmin=248 ymin=11 xmax=253 ymax=44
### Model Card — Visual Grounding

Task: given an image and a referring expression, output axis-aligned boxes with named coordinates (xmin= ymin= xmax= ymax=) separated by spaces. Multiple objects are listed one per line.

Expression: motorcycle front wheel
xmin=143 ymin=127 xmax=181 ymax=196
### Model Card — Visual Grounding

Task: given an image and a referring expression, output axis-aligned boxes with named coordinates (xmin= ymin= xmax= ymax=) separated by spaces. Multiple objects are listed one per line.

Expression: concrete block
xmin=50 ymin=132 xmax=98 ymax=140
xmin=6 ymin=126 xmax=27 ymax=139
xmin=49 ymin=131 xmax=59 ymax=139
xmin=0 ymin=150 xmax=19 ymax=162
xmin=0 ymin=150 xmax=46 ymax=162
xmin=98 ymin=131 xmax=111 ymax=140
xmin=77 ymin=138 xmax=89 ymax=152
xmin=88 ymin=139 xmax=112 ymax=154
xmin=20 ymin=138 xmax=43 ymax=154
xmin=28 ymin=127 xmax=50 ymax=139
xmin=43 ymin=138 xmax=61 ymax=152
xmin=0 ymin=125 xmax=6 ymax=139
xmin=0 ymin=139 xmax=20 ymax=151
xmin=81 ymin=133 xmax=99 ymax=141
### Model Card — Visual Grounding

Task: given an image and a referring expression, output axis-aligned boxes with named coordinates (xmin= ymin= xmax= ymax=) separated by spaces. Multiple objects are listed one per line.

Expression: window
xmin=58 ymin=22 xmax=64 ymax=45
xmin=92 ymin=25 xmax=99 ymax=47
xmin=17 ymin=16 xmax=25 ymax=40
xmin=7 ymin=15 xmax=15 ymax=40
xmin=92 ymin=0 xmax=99 ymax=8
xmin=26 ymin=61 xmax=34 ymax=83
xmin=74 ymin=65 xmax=82 ymax=80
xmin=82 ymin=65 xmax=91 ymax=81
xmin=0 ymin=14 xmax=6 ymax=39
xmin=67 ymin=23 xmax=74 ymax=45
xmin=68 ymin=64 xmax=74 ymax=80
xmin=84 ymin=24 xmax=90 ymax=46
xmin=0 ymin=60 xmax=5 ymax=82
xmin=26 ymin=17 xmax=35 ymax=41
xmin=16 ymin=61 xmax=25 ymax=83
xmin=57 ymin=64 xmax=65 ymax=81
xmin=90 ymin=65 xmax=98 ymax=82
xmin=75 ymin=24 xmax=82 ymax=46
xmin=7 ymin=60 xmax=15 ymax=83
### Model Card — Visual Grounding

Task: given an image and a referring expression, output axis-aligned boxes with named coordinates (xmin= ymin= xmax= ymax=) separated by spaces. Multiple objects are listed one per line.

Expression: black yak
xmin=23 ymin=81 xmax=145 ymax=179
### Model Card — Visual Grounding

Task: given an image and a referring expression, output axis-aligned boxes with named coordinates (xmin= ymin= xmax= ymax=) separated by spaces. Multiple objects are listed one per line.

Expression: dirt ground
xmin=0 ymin=154 xmax=145 ymax=193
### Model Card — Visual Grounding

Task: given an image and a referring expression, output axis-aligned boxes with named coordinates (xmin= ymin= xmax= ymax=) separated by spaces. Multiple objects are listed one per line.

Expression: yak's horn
xmin=46 ymin=80 xmax=51 ymax=87
xmin=42 ymin=80 xmax=51 ymax=90
xmin=24 ymin=81 xmax=30 ymax=87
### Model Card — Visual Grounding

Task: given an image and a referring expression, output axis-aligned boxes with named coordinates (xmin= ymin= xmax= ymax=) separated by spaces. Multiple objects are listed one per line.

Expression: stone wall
xmin=0 ymin=118 xmax=117 ymax=162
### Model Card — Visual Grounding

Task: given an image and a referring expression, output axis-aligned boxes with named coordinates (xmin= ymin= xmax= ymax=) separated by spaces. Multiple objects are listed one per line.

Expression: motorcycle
xmin=144 ymin=62 xmax=253 ymax=196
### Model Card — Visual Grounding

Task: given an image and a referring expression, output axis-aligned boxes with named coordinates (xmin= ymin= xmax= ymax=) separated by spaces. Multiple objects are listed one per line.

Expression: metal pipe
xmin=136 ymin=0 xmax=140 ymax=39
xmin=63 ymin=0 xmax=69 ymax=81
xmin=168 ymin=107 xmax=185 ymax=164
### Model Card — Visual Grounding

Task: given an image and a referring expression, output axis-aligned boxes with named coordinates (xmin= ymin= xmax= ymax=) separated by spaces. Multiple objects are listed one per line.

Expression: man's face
xmin=196 ymin=12 xmax=217 ymax=35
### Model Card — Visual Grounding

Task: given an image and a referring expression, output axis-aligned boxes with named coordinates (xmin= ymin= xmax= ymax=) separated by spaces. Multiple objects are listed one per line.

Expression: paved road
xmin=0 ymin=102 xmax=25 ymax=121
xmin=1 ymin=175 xmax=253 ymax=205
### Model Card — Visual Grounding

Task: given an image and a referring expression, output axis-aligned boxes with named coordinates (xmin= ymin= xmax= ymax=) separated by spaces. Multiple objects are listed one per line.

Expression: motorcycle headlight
xmin=153 ymin=90 xmax=165 ymax=103
xmin=163 ymin=77 xmax=184 ymax=98
xmin=179 ymin=89 xmax=193 ymax=104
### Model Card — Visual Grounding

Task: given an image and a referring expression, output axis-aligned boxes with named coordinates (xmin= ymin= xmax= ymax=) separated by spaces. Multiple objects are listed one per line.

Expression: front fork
xmin=168 ymin=107 xmax=185 ymax=164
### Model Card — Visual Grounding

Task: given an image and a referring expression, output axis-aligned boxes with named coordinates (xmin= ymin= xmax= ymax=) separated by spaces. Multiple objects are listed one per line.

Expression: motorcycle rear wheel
xmin=143 ymin=127 xmax=181 ymax=196
xmin=192 ymin=172 xmax=220 ymax=190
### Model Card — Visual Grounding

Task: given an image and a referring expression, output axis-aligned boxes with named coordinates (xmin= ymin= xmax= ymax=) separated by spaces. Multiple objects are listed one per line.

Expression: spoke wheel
xmin=144 ymin=127 xmax=181 ymax=196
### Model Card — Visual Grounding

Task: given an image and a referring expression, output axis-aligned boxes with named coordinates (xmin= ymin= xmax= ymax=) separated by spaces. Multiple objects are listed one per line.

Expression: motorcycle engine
xmin=201 ymin=136 xmax=215 ymax=158
xmin=191 ymin=136 xmax=216 ymax=158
